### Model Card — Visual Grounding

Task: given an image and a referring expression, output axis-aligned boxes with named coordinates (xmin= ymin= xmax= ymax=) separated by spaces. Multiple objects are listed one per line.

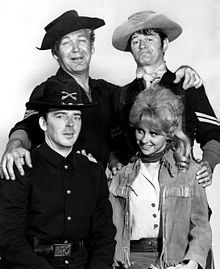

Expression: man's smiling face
xmin=56 ymin=29 xmax=94 ymax=75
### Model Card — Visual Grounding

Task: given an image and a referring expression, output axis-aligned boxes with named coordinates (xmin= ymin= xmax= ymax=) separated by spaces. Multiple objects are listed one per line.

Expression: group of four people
xmin=0 ymin=8 xmax=219 ymax=269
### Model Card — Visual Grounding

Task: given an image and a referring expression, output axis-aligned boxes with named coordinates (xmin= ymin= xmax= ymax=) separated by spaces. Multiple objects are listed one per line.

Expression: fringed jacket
xmin=109 ymin=149 xmax=211 ymax=269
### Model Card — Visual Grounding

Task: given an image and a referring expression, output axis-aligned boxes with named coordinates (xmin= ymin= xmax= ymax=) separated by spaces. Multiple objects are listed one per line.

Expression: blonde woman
xmin=109 ymin=86 xmax=211 ymax=269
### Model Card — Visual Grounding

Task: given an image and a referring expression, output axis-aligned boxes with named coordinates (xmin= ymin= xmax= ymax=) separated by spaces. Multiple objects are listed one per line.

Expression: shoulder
xmin=75 ymin=153 xmax=104 ymax=173
xmin=188 ymin=159 xmax=201 ymax=177
xmin=122 ymin=78 xmax=141 ymax=91
xmin=109 ymin=161 xmax=139 ymax=197
xmin=29 ymin=74 xmax=57 ymax=101
xmin=176 ymin=159 xmax=201 ymax=186
xmin=91 ymin=78 xmax=120 ymax=91
xmin=162 ymin=69 xmax=206 ymax=96
xmin=163 ymin=151 xmax=200 ymax=184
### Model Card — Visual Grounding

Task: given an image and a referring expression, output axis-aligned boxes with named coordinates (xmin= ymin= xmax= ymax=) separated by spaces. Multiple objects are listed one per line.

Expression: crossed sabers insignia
xmin=61 ymin=91 xmax=77 ymax=101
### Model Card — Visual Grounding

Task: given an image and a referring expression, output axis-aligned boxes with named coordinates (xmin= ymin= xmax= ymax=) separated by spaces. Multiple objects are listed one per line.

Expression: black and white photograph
xmin=0 ymin=0 xmax=219 ymax=268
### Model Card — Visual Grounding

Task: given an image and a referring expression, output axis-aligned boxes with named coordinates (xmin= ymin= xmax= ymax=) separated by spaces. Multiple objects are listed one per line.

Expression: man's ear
xmin=163 ymin=38 xmax=169 ymax=52
xmin=39 ymin=117 xmax=47 ymax=132
xmin=52 ymin=52 xmax=59 ymax=61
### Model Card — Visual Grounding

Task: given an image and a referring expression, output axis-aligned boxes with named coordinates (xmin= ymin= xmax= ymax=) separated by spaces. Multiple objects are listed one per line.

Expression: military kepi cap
xmin=26 ymin=79 xmax=95 ymax=111
xmin=38 ymin=10 xmax=105 ymax=50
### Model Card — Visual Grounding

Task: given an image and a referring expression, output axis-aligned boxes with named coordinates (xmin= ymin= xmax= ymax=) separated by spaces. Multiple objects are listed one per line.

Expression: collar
xmin=56 ymin=67 xmax=96 ymax=88
xmin=56 ymin=68 xmax=76 ymax=82
xmin=56 ymin=68 xmax=96 ymax=102
xmin=131 ymin=149 xmax=177 ymax=182
xmin=136 ymin=62 xmax=167 ymax=80
xmin=110 ymin=150 xmax=178 ymax=199
xmin=37 ymin=142 xmax=76 ymax=169
xmin=159 ymin=69 xmax=176 ymax=87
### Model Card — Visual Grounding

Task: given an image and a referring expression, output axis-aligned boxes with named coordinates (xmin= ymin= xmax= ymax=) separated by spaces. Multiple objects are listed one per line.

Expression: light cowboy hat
xmin=112 ymin=10 xmax=182 ymax=51
xmin=26 ymin=79 xmax=96 ymax=111
xmin=38 ymin=10 xmax=105 ymax=50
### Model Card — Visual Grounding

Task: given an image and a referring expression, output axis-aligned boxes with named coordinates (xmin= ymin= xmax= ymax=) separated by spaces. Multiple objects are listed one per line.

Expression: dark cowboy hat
xmin=112 ymin=10 xmax=182 ymax=51
xmin=26 ymin=79 xmax=96 ymax=111
xmin=38 ymin=10 xmax=105 ymax=50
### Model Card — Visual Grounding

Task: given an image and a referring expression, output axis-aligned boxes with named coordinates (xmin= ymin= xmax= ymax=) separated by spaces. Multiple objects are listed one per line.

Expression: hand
xmin=173 ymin=65 xmax=203 ymax=89
xmin=111 ymin=162 xmax=123 ymax=176
xmin=196 ymin=160 xmax=213 ymax=187
xmin=0 ymin=146 xmax=32 ymax=180
xmin=108 ymin=152 xmax=124 ymax=176
xmin=76 ymin=149 xmax=97 ymax=163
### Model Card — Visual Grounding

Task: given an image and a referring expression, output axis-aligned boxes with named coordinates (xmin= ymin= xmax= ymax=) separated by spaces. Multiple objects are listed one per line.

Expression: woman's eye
xmin=136 ymin=128 xmax=143 ymax=134
xmin=150 ymin=131 xmax=158 ymax=136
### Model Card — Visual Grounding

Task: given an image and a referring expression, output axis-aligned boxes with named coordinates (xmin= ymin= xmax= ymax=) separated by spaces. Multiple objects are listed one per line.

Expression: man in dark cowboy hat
xmin=110 ymin=10 xmax=220 ymax=188
xmin=0 ymin=10 xmax=202 ymax=179
xmin=0 ymin=79 xmax=116 ymax=268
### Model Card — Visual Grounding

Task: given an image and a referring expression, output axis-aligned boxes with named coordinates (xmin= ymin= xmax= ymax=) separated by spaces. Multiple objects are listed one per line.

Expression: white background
xmin=0 ymin=0 xmax=219 ymax=266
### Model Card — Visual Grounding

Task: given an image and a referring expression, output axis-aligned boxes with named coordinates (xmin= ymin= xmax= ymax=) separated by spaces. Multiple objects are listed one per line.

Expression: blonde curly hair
xmin=129 ymin=86 xmax=191 ymax=169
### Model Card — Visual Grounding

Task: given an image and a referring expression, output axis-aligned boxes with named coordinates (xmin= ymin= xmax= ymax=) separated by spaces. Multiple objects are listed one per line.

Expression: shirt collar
xmin=56 ymin=68 xmax=94 ymax=87
xmin=38 ymin=142 xmax=76 ymax=169
xmin=136 ymin=62 xmax=167 ymax=80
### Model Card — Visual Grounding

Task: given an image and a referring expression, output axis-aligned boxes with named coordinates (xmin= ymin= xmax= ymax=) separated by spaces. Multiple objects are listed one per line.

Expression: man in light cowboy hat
xmin=0 ymin=79 xmax=116 ymax=268
xmin=0 ymin=9 xmax=202 ymax=180
xmin=111 ymin=9 xmax=219 ymax=269
xmin=111 ymin=10 xmax=220 ymax=188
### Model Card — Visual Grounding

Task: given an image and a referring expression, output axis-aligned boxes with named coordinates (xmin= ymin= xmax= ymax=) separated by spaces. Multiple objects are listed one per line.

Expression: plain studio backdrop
xmin=0 ymin=0 xmax=219 ymax=266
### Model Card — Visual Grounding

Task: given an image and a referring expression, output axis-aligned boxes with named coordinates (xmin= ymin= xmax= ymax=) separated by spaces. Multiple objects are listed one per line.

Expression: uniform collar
xmin=56 ymin=67 xmax=75 ymax=82
xmin=56 ymin=68 xmax=96 ymax=87
xmin=38 ymin=142 xmax=76 ymax=169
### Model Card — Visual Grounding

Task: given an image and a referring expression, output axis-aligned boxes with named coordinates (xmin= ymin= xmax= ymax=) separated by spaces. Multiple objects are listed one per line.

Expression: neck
xmin=139 ymin=142 xmax=171 ymax=164
xmin=137 ymin=60 xmax=166 ymax=74
xmin=45 ymin=138 xmax=73 ymax=158
xmin=64 ymin=69 xmax=90 ymax=93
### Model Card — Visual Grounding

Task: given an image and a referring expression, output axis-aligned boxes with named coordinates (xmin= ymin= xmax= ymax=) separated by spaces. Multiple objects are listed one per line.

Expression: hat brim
xmin=112 ymin=13 xmax=182 ymax=51
xmin=26 ymin=101 xmax=96 ymax=111
xmin=39 ymin=16 xmax=105 ymax=50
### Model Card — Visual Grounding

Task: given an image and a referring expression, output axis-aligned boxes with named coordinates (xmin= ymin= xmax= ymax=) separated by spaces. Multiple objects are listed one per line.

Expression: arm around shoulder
xmin=0 ymin=130 xmax=32 ymax=180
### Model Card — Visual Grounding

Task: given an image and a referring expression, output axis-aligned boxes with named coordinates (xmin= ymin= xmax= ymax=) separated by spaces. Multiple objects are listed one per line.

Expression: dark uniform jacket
xmin=10 ymin=68 xmax=120 ymax=168
xmin=112 ymin=69 xmax=220 ymax=167
xmin=0 ymin=143 xmax=116 ymax=269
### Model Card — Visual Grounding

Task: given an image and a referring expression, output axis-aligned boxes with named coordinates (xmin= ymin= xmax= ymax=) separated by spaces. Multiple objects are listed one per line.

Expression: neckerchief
xmin=135 ymin=142 xmax=172 ymax=163
xmin=136 ymin=62 xmax=167 ymax=89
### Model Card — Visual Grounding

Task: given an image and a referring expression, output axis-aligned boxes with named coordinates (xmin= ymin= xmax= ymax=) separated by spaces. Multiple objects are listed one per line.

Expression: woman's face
xmin=135 ymin=122 xmax=168 ymax=156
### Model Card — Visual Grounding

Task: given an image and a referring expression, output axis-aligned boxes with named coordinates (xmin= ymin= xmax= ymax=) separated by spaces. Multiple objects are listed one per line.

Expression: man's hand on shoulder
xmin=0 ymin=139 xmax=32 ymax=180
xmin=196 ymin=160 xmax=213 ymax=187
xmin=173 ymin=65 xmax=203 ymax=89
xmin=76 ymin=149 xmax=97 ymax=163
xmin=108 ymin=151 xmax=124 ymax=178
